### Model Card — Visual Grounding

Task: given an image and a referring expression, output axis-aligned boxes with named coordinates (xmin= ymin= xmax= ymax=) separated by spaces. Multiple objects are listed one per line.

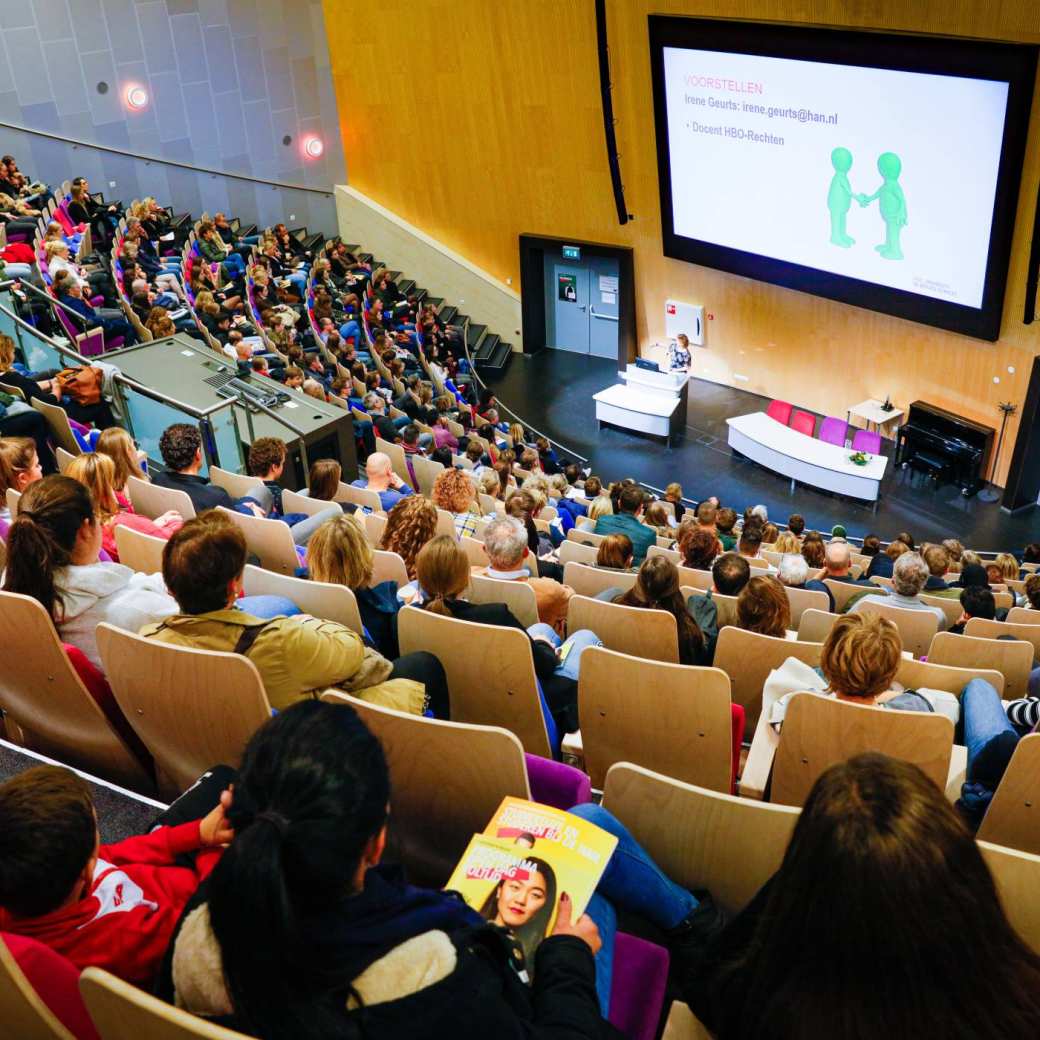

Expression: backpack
xmin=56 ymin=365 xmax=104 ymax=406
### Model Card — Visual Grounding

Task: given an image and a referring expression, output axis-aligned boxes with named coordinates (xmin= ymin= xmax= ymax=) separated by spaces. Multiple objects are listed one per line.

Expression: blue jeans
xmin=570 ymin=803 xmax=697 ymax=1015
xmin=962 ymin=678 xmax=1020 ymax=787
xmin=339 ymin=319 xmax=360 ymax=340
xmin=527 ymin=623 xmax=601 ymax=682
xmin=285 ymin=505 xmax=340 ymax=546
xmin=222 ymin=253 xmax=246 ymax=278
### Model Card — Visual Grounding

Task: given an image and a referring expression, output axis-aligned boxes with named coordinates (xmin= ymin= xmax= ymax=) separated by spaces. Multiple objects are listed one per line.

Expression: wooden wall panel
xmin=324 ymin=0 xmax=1040 ymax=483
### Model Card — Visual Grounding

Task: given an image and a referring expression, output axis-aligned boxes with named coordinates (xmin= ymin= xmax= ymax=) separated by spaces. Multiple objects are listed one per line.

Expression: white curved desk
xmin=727 ymin=412 xmax=888 ymax=502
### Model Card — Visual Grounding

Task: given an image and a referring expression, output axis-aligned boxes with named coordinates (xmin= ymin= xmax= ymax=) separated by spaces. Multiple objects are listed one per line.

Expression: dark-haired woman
xmin=688 ymin=753 xmax=1040 ymax=1038
xmin=162 ymin=700 xmax=713 ymax=1036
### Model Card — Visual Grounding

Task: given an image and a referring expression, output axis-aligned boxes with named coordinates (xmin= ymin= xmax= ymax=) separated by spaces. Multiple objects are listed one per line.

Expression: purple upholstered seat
xmin=818 ymin=416 xmax=848 ymax=447
xmin=524 ymin=752 xmax=592 ymax=809
xmin=852 ymin=428 xmax=882 ymax=454
xmin=609 ymin=933 xmax=670 ymax=1040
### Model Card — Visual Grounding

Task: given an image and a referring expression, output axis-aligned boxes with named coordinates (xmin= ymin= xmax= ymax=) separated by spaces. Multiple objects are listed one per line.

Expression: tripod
xmin=978 ymin=401 xmax=1017 ymax=503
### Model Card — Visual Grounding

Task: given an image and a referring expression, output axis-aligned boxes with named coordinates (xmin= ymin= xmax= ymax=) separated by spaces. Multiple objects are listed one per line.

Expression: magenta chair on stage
xmin=766 ymin=399 xmax=793 ymax=425
xmin=790 ymin=410 xmax=816 ymax=437
xmin=818 ymin=416 xmax=848 ymax=447
xmin=852 ymin=428 xmax=882 ymax=454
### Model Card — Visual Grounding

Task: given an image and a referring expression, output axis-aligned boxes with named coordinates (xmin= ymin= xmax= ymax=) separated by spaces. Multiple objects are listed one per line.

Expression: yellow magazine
xmin=444 ymin=798 xmax=618 ymax=976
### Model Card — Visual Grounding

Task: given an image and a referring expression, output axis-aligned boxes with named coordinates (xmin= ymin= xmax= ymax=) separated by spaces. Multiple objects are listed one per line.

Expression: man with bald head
xmin=822 ymin=540 xmax=863 ymax=585
xmin=350 ymin=451 xmax=412 ymax=511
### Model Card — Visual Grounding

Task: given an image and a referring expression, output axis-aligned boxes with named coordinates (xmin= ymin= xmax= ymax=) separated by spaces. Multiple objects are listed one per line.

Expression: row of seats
xmin=766 ymin=398 xmax=881 ymax=454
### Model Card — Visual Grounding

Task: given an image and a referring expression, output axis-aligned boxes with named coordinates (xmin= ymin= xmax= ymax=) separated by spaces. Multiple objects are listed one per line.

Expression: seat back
xmin=208 ymin=466 xmax=265 ymax=500
xmin=96 ymin=623 xmax=271 ymax=800
xmin=363 ymin=510 xmax=388 ymax=547
xmin=374 ymin=437 xmax=414 ymax=489
xmin=1006 ymin=606 xmax=1040 ymax=624
xmin=79 ymin=966 xmax=251 ymax=1039
xmin=895 ymin=656 xmax=1005 ymax=697
xmin=765 ymin=399 xmax=793 ymax=425
xmin=217 ymin=506 xmax=299 ymax=575
xmin=927 ymin=632 xmax=1034 ymax=699
xmin=789 ymin=409 xmax=816 ymax=436
xmin=435 ymin=508 xmax=457 ymax=539
xmin=579 ymin=647 xmax=733 ymax=791
xmin=567 ymin=527 xmax=606 ymax=546
xmin=411 ymin=455 xmax=444 ymax=497
xmin=817 ymin=416 xmax=848 ymax=446
xmin=127 ymin=476 xmax=196 ymax=521
xmin=370 ymin=549 xmax=409 ymax=587
xmin=978 ymin=840 xmax=1040 ymax=954
xmin=822 ymin=578 xmax=870 ymax=613
xmin=397 ymin=606 xmax=551 ymax=757
xmin=459 ymin=535 xmax=489 ymax=568
xmin=797 ymin=608 xmax=839 ymax=643
xmin=30 ymin=398 xmax=82 ymax=455
xmin=919 ymin=593 xmax=964 ymax=630
xmin=601 ymin=762 xmax=799 ymax=915
xmin=562 ymin=561 xmax=638 ymax=598
xmin=771 ymin=693 xmax=954 ymax=807
xmin=0 ymin=935 xmax=77 ymax=1040
xmin=0 ymin=592 xmax=153 ymax=792
xmin=55 ymin=446 xmax=77 ymax=473
xmin=855 ymin=599 xmax=938 ymax=658
xmin=241 ymin=564 xmax=363 ymax=635
xmin=647 ymin=543 xmax=680 ymax=564
xmin=978 ymin=734 xmax=1040 ymax=855
xmin=75 ymin=326 xmax=106 ymax=358
xmin=281 ymin=488 xmax=340 ymax=519
xmin=321 ymin=692 xmax=530 ymax=885
xmin=113 ymin=525 xmax=166 ymax=574
xmin=335 ymin=481 xmax=385 ymax=513
xmin=965 ymin=617 xmax=1040 ymax=661
xmin=782 ymin=584 xmax=830 ymax=627
xmin=6 ymin=487 xmax=20 ymax=518
xmin=467 ymin=573 xmax=539 ymax=627
xmin=713 ymin=626 xmax=824 ymax=731
xmin=567 ymin=594 xmax=678 ymax=663
xmin=556 ymin=540 xmax=599 ymax=566
xmin=851 ymin=428 xmax=881 ymax=454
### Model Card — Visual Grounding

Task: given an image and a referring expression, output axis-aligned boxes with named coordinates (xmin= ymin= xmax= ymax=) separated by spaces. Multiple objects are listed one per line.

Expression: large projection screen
xmin=649 ymin=18 xmax=1037 ymax=340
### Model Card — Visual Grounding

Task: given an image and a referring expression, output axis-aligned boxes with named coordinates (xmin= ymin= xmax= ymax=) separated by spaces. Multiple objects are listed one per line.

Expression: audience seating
xmin=113 ymin=525 xmax=166 ymax=575
xmin=977 ymin=735 xmax=1040 ymax=856
xmin=374 ymin=437 xmax=415 ymax=489
xmin=458 ymin=534 xmax=489 ymax=567
xmin=5 ymin=487 xmax=20 ymax=518
xmin=978 ymin=841 xmax=1040 ymax=954
xmin=928 ymin=632 xmax=1033 ymax=699
xmin=1006 ymin=606 xmax=1040 ymax=624
xmin=55 ymin=446 xmax=76 ymax=473
xmin=217 ymin=506 xmax=300 ymax=575
xmin=742 ymin=691 xmax=955 ymax=805
xmin=822 ymin=578 xmax=869 ymax=612
xmin=568 ymin=647 xmax=736 ymax=792
xmin=240 ymin=565 xmax=363 ymax=634
xmin=965 ymin=616 xmax=1040 ymax=660
xmin=0 ymin=592 xmax=153 ymax=794
xmin=369 ymin=548 xmax=409 ymax=587
xmin=410 ymin=455 xmax=444 ymax=497
xmin=567 ymin=527 xmax=606 ymax=546
xmin=467 ymin=572 xmax=539 ymax=626
xmin=782 ymin=584 xmax=830 ymax=627
xmin=397 ymin=606 xmax=554 ymax=757
xmin=765 ymin=399 xmax=793 ymax=425
xmin=96 ymin=624 xmax=270 ymax=801
xmin=31 ymin=398 xmax=83 ymax=457
xmin=789 ymin=409 xmax=816 ymax=437
xmin=817 ymin=416 xmax=848 ymax=447
xmin=567 ymin=594 xmax=679 ymax=664
xmin=556 ymin=539 xmax=599 ymax=565
xmin=127 ymin=475 xmax=195 ymax=521
xmin=796 ymin=607 xmax=839 ymax=642
xmin=562 ymin=561 xmax=638 ymax=598
xmin=917 ymin=593 xmax=964 ymax=630
xmin=80 ymin=966 xmax=249 ymax=1040
xmin=281 ymin=488 xmax=340 ymax=519
xmin=855 ymin=599 xmax=938 ymax=658
xmin=335 ymin=482 xmax=385 ymax=513
xmin=208 ymin=466 xmax=265 ymax=500
xmin=0 ymin=934 xmax=79 ymax=1040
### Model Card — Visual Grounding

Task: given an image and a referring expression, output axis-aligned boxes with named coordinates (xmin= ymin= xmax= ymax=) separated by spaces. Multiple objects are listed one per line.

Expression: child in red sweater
xmin=0 ymin=765 xmax=232 ymax=988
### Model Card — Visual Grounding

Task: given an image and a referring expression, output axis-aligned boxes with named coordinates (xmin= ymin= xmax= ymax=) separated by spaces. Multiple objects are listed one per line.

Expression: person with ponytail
xmin=163 ymin=700 xmax=711 ymax=1037
xmin=65 ymin=452 xmax=181 ymax=562
xmin=2 ymin=475 xmax=177 ymax=669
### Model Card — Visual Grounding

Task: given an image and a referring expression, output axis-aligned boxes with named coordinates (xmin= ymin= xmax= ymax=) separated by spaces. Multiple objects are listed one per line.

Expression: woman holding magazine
xmin=160 ymin=701 xmax=715 ymax=1038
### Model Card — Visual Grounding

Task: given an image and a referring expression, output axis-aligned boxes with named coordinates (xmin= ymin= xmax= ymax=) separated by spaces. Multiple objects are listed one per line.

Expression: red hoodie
xmin=0 ymin=821 xmax=221 ymax=988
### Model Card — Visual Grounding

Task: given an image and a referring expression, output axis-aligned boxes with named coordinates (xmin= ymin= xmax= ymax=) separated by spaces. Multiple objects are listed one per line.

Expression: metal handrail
xmin=0 ymin=120 xmax=335 ymax=197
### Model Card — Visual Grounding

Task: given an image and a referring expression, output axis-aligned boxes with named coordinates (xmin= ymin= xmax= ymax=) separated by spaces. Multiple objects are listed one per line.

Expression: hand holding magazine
xmin=445 ymin=797 xmax=617 ymax=980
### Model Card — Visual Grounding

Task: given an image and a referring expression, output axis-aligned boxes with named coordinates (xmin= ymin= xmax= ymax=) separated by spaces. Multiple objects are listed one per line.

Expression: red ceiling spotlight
xmin=125 ymin=84 xmax=149 ymax=110
xmin=303 ymin=135 xmax=324 ymax=159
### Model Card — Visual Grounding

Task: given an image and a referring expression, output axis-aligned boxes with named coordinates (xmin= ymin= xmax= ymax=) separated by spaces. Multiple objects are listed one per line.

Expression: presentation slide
xmin=661 ymin=47 xmax=1010 ymax=310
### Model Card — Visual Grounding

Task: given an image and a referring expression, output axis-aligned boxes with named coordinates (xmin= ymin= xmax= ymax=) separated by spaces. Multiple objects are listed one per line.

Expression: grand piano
xmin=895 ymin=401 xmax=994 ymax=496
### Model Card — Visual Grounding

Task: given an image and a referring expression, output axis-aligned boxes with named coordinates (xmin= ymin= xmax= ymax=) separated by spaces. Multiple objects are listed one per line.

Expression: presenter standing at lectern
xmin=668 ymin=332 xmax=692 ymax=373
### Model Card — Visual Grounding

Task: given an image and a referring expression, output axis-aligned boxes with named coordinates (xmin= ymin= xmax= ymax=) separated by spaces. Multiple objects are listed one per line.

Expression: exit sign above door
xmin=562 ymin=245 xmax=581 ymax=260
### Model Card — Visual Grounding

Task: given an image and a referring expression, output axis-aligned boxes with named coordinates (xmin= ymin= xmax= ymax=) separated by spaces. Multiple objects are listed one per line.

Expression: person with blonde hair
xmin=416 ymin=535 xmax=598 ymax=734
xmin=432 ymin=466 xmax=480 ymax=539
xmin=773 ymin=530 xmax=800 ymax=554
xmin=577 ymin=489 xmax=614 ymax=532
xmin=664 ymin=482 xmax=686 ymax=522
xmin=994 ymin=552 xmax=1020 ymax=582
xmin=95 ymin=427 xmax=148 ymax=506
xmin=0 ymin=437 xmax=42 ymax=527
xmin=65 ymin=452 xmax=181 ymax=562
xmin=381 ymin=495 xmax=438 ymax=580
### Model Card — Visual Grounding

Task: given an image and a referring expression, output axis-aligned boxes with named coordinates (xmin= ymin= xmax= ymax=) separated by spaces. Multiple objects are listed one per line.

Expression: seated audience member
xmin=713 ymin=552 xmax=751 ymax=597
xmin=577 ymin=488 xmax=613 ymax=532
xmin=416 ymin=535 xmax=598 ymax=733
xmin=364 ymin=391 xmax=404 ymax=443
xmin=949 ymin=584 xmax=996 ymax=635
xmin=800 ymin=533 xmax=825 ymax=570
xmin=351 ymin=451 xmax=412 ymax=512
xmin=920 ymin=544 xmax=953 ymax=591
xmin=993 ymin=552 xmax=1021 ymax=584
xmin=985 ymin=563 xmax=1005 ymax=587
xmin=694 ymin=499 xmax=717 ymax=536
xmin=860 ymin=533 xmax=882 ymax=558
xmin=478 ymin=516 xmax=572 ymax=632
xmin=1024 ymin=572 xmax=1040 ymax=612
xmin=301 ymin=457 xmax=352 ymax=513
xmin=761 ymin=523 xmax=779 ymax=545
xmin=778 ymin=553 xmax=834 ymax=613
xmin=687 ymin=753 xmax=1040 ymax=1036
xmin=942 ymin=538 xmax=964 ymax=573
xmin=866 ymin=538 xmax=909 ymax=579
xmin=246 ymin=436 xmax=339 ymax=545
xmin=821 ymin=540 xmax=870 ymax=586
xmin=787 ymin=513 xmax=805 ymax=540
xmin=161 ymin=701 xmax=714 ymax=1034
xmin=302 ymin=378 xmax=327 ymax=401
xmin=153 ymin=424 xmax=263 ymax=514
xmin=0 ymin=436 xmax=43 ymax=525
xmin=736 ymin=574 xmax=790 ymax=638
xmin=849 ymin=552 xmax=948 ymax=630
xmin=432 ymin=466 xmax=480 ymax=539
xmin=643 ymin=501 xmax=673 ymax=540
xmin=772 ymin=531 xmax=800 ymax=555
xmin=894 ymin=531 xmax=916 ymax=552
xmin=0 ymin=764 xmax=231 ymax=987
xmin=679 ymin=524 xmax=720 ymax=572
xmin=605 ymin=556 xmax=713 ymax=666
xmin=95 ymin=427 xmax=148 ymax=505
xmin=65 ymin=452 xmax=181 ymax=562
xmin=737 ymin=524 xmax=774 ymax=571
xmin=594 ymin=483 xmax=655 ymax=564
xmin=2 ymin=475 xmax=177 ymax=669
xmin=380 ymin=494 xmax=439 ymax=581
xmin=595 ymin=532 xmax=634 ymax=571
xmin=750 ymin=504 xmax=768 ymax=524
xmin=767 ymin=613 xmax=956 ymax=728
xmin=505 ymin=488 xmax=554 ymax=563
xmin=141 ymin=513 xmax=446 ymax=717
xmin=663 ymin=482 xmax=685 ymax=522
xmin=715 ymin=506 xmax=738 ymax=550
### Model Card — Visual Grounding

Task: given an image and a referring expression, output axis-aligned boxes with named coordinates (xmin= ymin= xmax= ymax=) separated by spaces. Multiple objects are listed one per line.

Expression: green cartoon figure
xmin=827 ymin=146 xmax=857 ymax=247
xmin=856 ymin=152 xmax=907 ymax=260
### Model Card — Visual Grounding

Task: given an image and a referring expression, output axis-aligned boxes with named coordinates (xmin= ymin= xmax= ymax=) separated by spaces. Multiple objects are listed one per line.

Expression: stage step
xmin=427 ymin=296 xmax=444 ymax=311
xmin=343 ymin=243 xmax=361 ymax=255
xmin=481 ymin=339 xmax=513 ymax=372
xmin=439 ymin=304 xmax=458 ymax=324
xmin=475 ymin=332 xmax=499 ymax=361
xmin=467 ymin=323 xmax=488 ymax=351
xmin=398 ymin=278 xmax=416 ymax=295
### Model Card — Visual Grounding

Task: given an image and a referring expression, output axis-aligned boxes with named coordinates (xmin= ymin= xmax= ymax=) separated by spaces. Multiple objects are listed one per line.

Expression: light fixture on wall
xmin=302 ymin=135 xmax=324 ymax=159
xmin=125 ymin=84 xmax=149 ymax=110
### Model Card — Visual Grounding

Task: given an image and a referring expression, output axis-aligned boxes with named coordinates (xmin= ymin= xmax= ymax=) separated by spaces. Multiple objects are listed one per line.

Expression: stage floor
xmin=482 ymin=349 xmax=1036 ymax=550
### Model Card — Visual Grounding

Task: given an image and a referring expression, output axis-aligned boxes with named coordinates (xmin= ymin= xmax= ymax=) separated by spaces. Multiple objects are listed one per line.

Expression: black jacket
xmin=153 ymin=470 xmax=235 ymax=513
